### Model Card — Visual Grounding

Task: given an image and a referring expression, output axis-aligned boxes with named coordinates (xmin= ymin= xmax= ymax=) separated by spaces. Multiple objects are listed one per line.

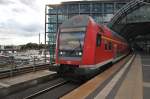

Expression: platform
xmin=141 ymin=53 xmax=150 ymax=99
xmin=114 ymin=54 xmax=143 ymax=99
xmin=61 ymin=54 xmax=146 ymax=99
xmin=0 ymin=70 xmax=55 ymax=88
xmin=0 ymin=70 xmax=56 ymax=97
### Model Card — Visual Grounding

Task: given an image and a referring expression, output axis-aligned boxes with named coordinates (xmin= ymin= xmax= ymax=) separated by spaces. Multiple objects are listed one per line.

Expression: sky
xmin=0 ymin=0 xmax=81 ymax=45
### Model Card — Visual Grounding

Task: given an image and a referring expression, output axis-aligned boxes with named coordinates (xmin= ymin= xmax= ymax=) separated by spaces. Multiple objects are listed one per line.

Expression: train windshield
xmin=59 ymin=31 xmax=85 ymax=50
xmin=59 ymin=31 xmax=85 ymax=58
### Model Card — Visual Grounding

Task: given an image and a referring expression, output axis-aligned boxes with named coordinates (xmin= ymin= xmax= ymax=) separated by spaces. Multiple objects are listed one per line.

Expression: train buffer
xmin=61 ymin=54 xmax=143 ymax=99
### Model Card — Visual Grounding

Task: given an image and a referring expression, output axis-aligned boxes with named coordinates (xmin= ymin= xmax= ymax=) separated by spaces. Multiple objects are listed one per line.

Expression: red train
xmin=55 ymin=15 xmax=129 ymax=79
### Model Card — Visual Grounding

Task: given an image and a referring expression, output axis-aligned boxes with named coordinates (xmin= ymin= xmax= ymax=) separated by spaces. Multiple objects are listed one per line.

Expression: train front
xmin=55 ymin=15 xmax=96 ymax=79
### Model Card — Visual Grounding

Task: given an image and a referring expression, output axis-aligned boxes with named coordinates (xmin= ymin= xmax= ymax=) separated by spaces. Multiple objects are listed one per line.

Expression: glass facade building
xmin=45 ymin=0 xmax=131 ymax=64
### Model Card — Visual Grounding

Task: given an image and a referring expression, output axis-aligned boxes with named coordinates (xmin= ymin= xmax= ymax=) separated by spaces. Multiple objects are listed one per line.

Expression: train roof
xmin=60 ymin=15 xmax=90 ymax=28
xmin=111 ymin=29 xmax=127 ymax=43
xmin=102 ymin=25 xmax=127 ymax=43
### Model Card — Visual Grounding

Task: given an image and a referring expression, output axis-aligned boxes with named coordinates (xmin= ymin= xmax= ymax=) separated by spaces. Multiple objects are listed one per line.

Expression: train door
xmin=113 ymin=44 xmax=117 ymax=59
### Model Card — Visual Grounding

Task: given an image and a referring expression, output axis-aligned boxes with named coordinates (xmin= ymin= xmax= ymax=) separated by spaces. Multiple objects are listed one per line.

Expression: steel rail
xmin=23 ymin=80 xmax=68 ymax=99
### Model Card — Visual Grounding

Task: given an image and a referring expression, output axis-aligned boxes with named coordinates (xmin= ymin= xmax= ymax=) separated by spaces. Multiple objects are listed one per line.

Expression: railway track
xmin=4 ymin=78 xmax=81 ymax=99
xmin=0 ymin=64 xmax=49 ymax=79
xmin=23 ymin=80 xmax=68 ymax=99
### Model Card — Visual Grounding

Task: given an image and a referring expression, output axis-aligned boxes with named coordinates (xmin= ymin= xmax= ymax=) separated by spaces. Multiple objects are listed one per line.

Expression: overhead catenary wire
xmin=136 ymin=0 xmax=150 ymax=4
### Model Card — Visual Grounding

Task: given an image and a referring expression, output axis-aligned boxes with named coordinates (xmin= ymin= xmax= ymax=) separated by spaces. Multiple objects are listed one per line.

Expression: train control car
xmin=55 ymin=15 xmax=129 ymax=79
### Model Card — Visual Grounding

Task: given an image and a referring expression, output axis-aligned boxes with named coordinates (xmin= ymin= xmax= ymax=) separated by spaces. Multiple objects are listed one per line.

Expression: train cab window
xmin=96 ymin=34 xmax=101 ymax=47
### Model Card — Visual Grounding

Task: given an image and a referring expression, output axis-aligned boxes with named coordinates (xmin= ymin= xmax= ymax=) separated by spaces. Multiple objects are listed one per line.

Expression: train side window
xmin=96 ymin=34 xmax=101 ymax=47
xmin=104 ymin=40 xmax=108 ymax=50
xmin=108 ymin=42 xmax=112 ymax=50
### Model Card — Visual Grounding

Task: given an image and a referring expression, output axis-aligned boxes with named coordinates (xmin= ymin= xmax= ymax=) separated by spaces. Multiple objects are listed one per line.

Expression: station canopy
xmin=108 ymin=0 xmax=150 ymax=42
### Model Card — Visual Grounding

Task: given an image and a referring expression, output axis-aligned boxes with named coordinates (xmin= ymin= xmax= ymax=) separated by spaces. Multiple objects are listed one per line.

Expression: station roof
xmin=48 ymin=0 xmax=130 ymax=6
xmin=61 ymin=0 xmax=131 ymax=4
xmin=107 ymin=0 xmax=150 ymax=42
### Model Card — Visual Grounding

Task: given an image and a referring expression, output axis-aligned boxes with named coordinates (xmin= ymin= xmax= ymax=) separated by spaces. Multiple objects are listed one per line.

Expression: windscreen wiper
xmin=70 ymin=39 xmax=82 ymax=54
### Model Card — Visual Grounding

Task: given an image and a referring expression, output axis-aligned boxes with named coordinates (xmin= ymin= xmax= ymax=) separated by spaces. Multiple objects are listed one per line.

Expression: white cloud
xmin=0 ymin=0 xmax=46 ymax=45
xmin=0 ymin=0 xmax=82 ymax=45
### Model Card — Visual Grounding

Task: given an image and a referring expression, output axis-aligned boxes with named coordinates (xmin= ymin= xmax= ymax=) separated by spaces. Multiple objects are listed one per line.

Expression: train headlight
xmin=60 ymin=51 xmax=63 ymax=55
xmin=79 ymin=52 xmax=82 ymax=56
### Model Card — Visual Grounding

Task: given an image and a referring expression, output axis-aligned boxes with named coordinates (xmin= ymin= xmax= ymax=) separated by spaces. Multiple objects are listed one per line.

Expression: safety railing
xmin=0 ymin=55 xmax=50 ymax=77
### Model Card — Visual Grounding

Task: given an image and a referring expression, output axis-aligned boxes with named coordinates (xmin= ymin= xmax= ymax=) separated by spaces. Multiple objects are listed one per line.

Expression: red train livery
xmin=55 ymin=15 xmax=129 ymax=78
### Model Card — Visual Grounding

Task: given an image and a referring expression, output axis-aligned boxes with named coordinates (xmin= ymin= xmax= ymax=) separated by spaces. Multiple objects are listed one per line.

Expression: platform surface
xmin=114 ymin=55 xmax=143 ymax=99
xmin=141 ymin=53 xmax=150 ymax=99
xmin=93 ymin=54 xmax=136 ymax=99
xmin=0 ymin=70 xmax=55 ymax=87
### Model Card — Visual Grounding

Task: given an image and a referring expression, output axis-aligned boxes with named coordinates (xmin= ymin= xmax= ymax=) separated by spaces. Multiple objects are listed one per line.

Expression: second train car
xmin=55 ymin=15 xmax=129 ymax=79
